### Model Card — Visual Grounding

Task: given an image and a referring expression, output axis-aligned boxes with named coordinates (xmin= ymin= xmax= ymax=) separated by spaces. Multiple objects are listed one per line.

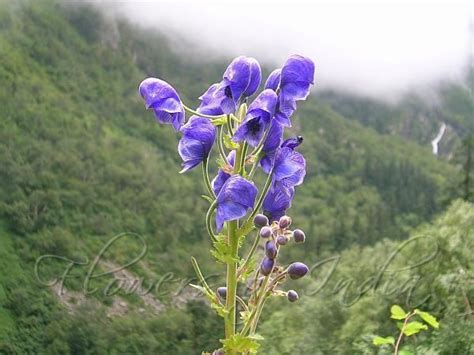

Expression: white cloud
xmin=91 ymin=0 xmax=472 ymax=98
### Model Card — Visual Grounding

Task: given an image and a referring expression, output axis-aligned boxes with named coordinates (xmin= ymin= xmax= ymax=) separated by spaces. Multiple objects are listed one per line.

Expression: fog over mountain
xmin=83 ymin=1 xmax=471 ymax=99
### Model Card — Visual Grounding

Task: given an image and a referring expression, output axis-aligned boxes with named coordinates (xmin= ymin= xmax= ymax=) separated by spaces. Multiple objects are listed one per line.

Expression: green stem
xmin=182 ymin=104 xmax=225 ymax=120
xmin=241 ymin=274 xmax=270 ymax=336
xmin=227 ymin=114 xmax=234 ymax=136
xmin=217 ymin=125 xmax=229 ymax=165
xmin=238 ymin=232 xmax=260 ymax=278
xmin=224 ymin=141 xmax=245 ymax=346
xmin=225 ymin=220 xmax=239 ymax=342
xmin=394 ymin=312 xmax=416 ymax=355
xmin=206 ymin=201 xmax=218 ymax=243
xmin=202 ymin=156 xmax=216 ymax=199
xmin=239 ymin=142 xmax=249 ymax=175
xmin=191 ymin=257 xmax=213 ymax=295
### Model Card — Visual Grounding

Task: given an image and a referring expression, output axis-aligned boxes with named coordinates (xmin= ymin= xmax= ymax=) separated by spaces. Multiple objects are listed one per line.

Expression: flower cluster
xmin=139 ymin=54 xmax=314 ymax=353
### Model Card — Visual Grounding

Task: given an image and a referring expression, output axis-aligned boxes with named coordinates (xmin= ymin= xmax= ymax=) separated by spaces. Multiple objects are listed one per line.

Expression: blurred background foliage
xmin=0 ymin=1 xmax=472 ymax=353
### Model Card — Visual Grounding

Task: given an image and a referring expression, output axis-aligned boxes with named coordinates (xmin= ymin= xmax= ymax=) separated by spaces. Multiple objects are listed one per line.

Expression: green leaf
xmin=399 ymin=349 xmax=414 ymax=355
xmin=211 ymin=235 xmax=240 ymax=264
xmin=415 ymin=309 xmax=439 ymax=329
xmin=223 ymin=134 xmax=239 ymax=150
xmin=391 ymin=305 xmax=408 ymax=320
xmin=221 ymin=334 xmax=263 ymax=354
xmin=372 ymin=336 xmax=395 ymax=346
xmin=403 ymin=321 xmax=428 ymax=336
xmin=211 ymin=116 xmax=227 ymax=126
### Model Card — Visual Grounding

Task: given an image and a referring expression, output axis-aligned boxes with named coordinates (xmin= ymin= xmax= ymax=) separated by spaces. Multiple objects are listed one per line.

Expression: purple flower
xmin=260 ymin=257 xmax=274 ymax=276
xmin=198 ymin=83 xmax=226 ymax=115
xmin=211 ymin=150 xmax=236 ymax=196
xmin=281 ymin=136 xmax=303 ymax=150
xmin=198 ymin=57 xmax=261 ymax=114
xmin=265 ymin=240 xmax=278 ymax=259
xmin=243 ymin=57 xmax=262 ymax=97
xmin=178 ymin=116 xmax=216 ymax=173
xmin=269 ymin=55 xmax=315 ymax=127
xmin=287 ymin=262 xmax=309 ymax=280
xmin=272 ymin=147 xmax=306 ymax=189
xmin=263 ymin=185 xmax=295 ymax=222
xmin=260 ymin=120 xmax=284 ymax=174
xmin=287 ymin=290 xmax=299 ymax=302
xmin=215 ymin=175 xmax=258 ymax=231
xmin=280 ymin=55 xmax=315 ymax=102
xmin=139 ymin=78 xmax=185 ymax=131
xmin=233 ymin=89 xmax=278 ymax=147
xmin=264 ymin=69 xmax=281 ymax=91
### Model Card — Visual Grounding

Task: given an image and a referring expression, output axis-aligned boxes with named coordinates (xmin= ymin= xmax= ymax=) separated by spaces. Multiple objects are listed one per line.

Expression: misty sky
xmin=98 ymin=0 xmax=472 ymax=98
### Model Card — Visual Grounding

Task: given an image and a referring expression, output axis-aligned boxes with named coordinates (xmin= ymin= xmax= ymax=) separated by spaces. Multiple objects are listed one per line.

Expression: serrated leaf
xmin=223 ymin=134 xmax=239 ymax=150
xmin=211 ymin=235 xmax=240 ymax=264
xmin=372 ymin=336 xmax=395 ymax=346
xmin=391 ymin=305 xmax=408 ymax=320
xmin=415 ymin=310 xmax=439 ymax=329
xmin=403 ymin=321 xmax=428 ymax=336
xmin=221 ymin=334 xmax=263 ymax=354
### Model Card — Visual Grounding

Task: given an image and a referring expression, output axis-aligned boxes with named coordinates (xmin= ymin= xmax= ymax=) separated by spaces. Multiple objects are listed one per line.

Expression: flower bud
xmin=293 ymin=229 xmax=306 ymax=243
xmin=213 ymin=349 xmax=225 ymax=355
xmin=259 ymin=226 xmax=272 ymax=239
xmin=287 ymin=290 xmax=299 ymax=302
xmin=254 ymin=214 xmax=269 ymax=227
xmin=276 ymin=235 xmax=288 ymax=245
xmin=279 ymin=215 xmax=292 ymax=229
xmin=260 ymin=257 xmax=274 ymax=276
xmin=217 ymin=287 xmax=227 ymax=299
xmin=288 ymin=262 xmax=309 ymax=280
xmin=265 ymin=240 xmax=278 ymax=259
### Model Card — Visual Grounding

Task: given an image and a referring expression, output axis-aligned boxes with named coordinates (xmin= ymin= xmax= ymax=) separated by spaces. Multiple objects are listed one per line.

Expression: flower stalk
xmin=138 ymin=54 xmax=315 ymax=354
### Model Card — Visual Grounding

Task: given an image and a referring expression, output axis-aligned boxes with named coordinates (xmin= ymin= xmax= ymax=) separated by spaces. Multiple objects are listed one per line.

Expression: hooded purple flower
xmin=178 ymin=116 xmax=216 ymax=173
xmin=197 ymin=83 xmax=226 ymax=115
xmin=263 ymin=185 xmax=295 ymax=222
xmin=211 ymin=150 xmax=236 ymax=196
xmin=259 ymin=120 xmax=284 ymax=174
xmin=280 ymin=55 xmax=315 ymax=102
xmin=260 ymin=131 xmax=303 ymax=175
xmin=281 ymin=136 xmax=304 ymax=150
xmin=272 ymin=147 xmax=306 ymax=189
xmin=198 ymin=56 xmax=261 ymax=115
xmin=232 ymin=89 xmax=278 ymax=147
xmin=265 ymin=55 xmax=315 ymax=127
xmin=243 ymin=57 xmax=262 ymax=97
xmin=264 ymin=69 xmax=281 ymax=91
xmin=139 ymin=78 xmax=185 ymax=131
xmin=215 ymin=175 xmax=258 ymax=231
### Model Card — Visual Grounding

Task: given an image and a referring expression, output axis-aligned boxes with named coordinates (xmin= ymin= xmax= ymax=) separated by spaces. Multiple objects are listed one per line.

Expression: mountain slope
xmin=0 ymin=1 xmax=465 ymax=352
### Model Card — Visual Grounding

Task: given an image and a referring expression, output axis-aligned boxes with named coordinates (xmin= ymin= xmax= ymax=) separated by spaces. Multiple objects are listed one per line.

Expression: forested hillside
xmin=0 ymin=1 xmax=471 ymax=353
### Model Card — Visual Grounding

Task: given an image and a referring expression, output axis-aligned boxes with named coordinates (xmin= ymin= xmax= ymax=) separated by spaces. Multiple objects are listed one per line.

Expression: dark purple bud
xmin=260 ymin=257 xmax=274 ymax=276
xmin=287 ymin=290 xmax=299 ymax=302
xmin=288 ymin=262 xmax=309 ymax=280
xmin=293 ymin=229 xmax=306 ymax=243
xmin=213 ymin=349 xmax=225 ymax=355
xmin=265 ymin=240 xmax=278 ymax=259
xmin=259 ymin=226 xmax=272 ymax=239
xmin=217 ymin=287 xmax=227 ymax=299
xmin=277 ymin=235 xmax=288 ymax=246
xmin=279 ymin=215 xmax=292 ymax=229
xmin=254 ymin=214 xmax=269 ymax=228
